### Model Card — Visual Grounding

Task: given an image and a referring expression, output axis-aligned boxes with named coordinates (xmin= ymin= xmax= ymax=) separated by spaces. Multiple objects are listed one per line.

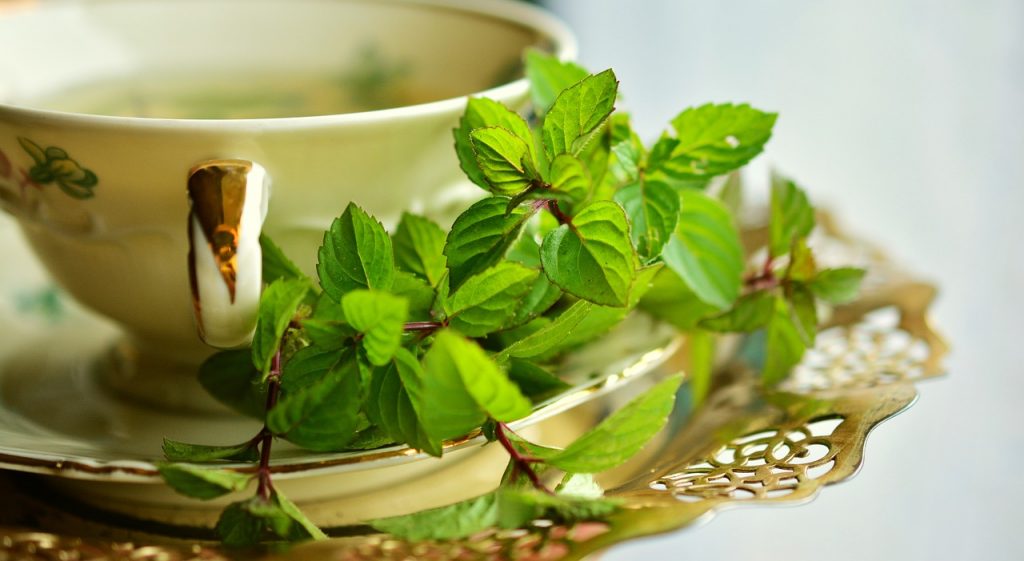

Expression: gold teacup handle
xmin=187 ymin=159 xmax=269 ymax=348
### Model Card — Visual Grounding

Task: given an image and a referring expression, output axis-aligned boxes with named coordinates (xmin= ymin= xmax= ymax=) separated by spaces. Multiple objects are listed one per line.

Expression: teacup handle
xmin=186 ymin=159 xmax=269 ymax=348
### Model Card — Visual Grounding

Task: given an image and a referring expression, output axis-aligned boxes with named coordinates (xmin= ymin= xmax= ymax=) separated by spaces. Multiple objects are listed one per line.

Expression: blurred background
xmin=542 ymin=1 xmax=1023 ymax=559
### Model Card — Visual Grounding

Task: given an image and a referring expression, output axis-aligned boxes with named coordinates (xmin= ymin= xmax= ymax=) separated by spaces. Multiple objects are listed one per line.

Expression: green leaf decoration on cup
xmin=17 ymin=137 xmax=98 ymax=199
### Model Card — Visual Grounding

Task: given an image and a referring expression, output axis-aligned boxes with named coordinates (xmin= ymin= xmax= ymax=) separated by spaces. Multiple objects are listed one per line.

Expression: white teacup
xmin=0 ymin=0 xmax=575 ymax=408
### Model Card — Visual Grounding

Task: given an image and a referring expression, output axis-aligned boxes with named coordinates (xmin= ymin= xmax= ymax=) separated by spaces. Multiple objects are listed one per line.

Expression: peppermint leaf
xmin=416 ymin=330 xmax=532 ymax=441
xmin=700 ymin=291 xmax=774 ymax=332
xmin=544 ymin=374 xmax=682 ymax=473
xmin=161 ymin=439 xmax=259 ymax=463
xmin=638 ymin=268 xmax=719 ymax=330
xmin=810 ymin=267 xmax=866 ymax=304
xmin=541 ymin=69 xmax=618 ymax=160
xmin=546 ymin=153 xmax=591 ymax=206
xmin=523 ymin=48 xmax=589 ymax=116
xmin=448 ymin=262 xmax=538 ymax=337
xmin=470 ymin=126 xmax=538 ymax=196
xmin=496 ymin=300 xmax=593 ymax=361
xmin=341 ymin=290 xmax=408 ymax=366
xmin=317 ymin=203 xmax=394 ymax=300
xmin=655 ymin=103 xmax=777 ymax=184
xmin=251 ymin=278 xmax=311 ymax=375
xmin=366 ymin=348 xmax=441 ymax=456
xmin=267 ymin=352 xmax=362 ymax=451
xmin=260 ymin=234 xmax=307 ymax=284
xmin=769 ymin=174 xmax=815 ymax=257
xmin=662 ymin=190 xmax=744 ymax=310
xmin=371 ymin=493 xmax=499 ymax=541
xmin=216 ymin=499 xmax=267 ymax=546
xmin=454 ymin=97 xmax=536 ymax=189
xmin=444 ymin=197 xmax=533 ymax=290
xmin=198 ymin=350 xmax=267 ymax=418
xmin=391 ymin=271 xmax=435 ymax=321
xmin=685 ymin=329 xmax=715 ymax=406
xmin=275 ymin=492 xmax=327 ymax=541
xmin=762 ymin=296 xmax=807 ymax=385
xmin=392 ymin=213 xmax=446 ymax=287
xmin=614 ymin=178 xmax=680 ymax=261
xmin=157 ymin=463 xmax=251 ymax=500
xmin=789 ymin=283 xmax=818 ymax=345
xmin=540 ymin=200 xmax=638 ymax=307
xmin=280 ymin=346 xmax=345 ymax=393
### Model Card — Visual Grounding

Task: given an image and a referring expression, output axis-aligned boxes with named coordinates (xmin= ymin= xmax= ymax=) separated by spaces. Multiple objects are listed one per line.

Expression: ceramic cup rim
xmin=0 ymin=0 xmax=578 ymax=131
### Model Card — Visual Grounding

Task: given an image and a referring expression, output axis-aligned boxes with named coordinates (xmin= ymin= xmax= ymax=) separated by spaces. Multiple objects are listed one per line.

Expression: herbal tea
xmin=29 ymin=70 xmax=433 ymax=119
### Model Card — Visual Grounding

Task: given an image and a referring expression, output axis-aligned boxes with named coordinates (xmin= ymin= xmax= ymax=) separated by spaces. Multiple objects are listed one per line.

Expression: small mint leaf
xmin=370 ymin=493 xmax=499 ymax=541
xmin=637 ymin=268 xmax=719 ymax=330
xmin=317 ymin=203 xmax=394 ymax=301
xmin=444 ymin=197 xmax=533 ymax=290
xmin=546 ymin=153 xmax=591 ymax=206
xmin=448 ymin=262 xmax=538 ymax=337
xmin=508 ymin=359 xmax=571 ymax=401
xmin=455 ymin=97 xmax=537 ymax=189
xmin=198 ymin=350 xmax=267 ymax=419
xmin=341 ymin=290 xmax=408 ymax=366
xmin=366 ymin=348 xmax=442 ymax=457
xmin=267 ymin=352 xmax=362 ymax=451
xmin=762 ymin=296 xmax=807 ymax=385
xmin=275 ymin=491 xmax=327 ymax=541
xmin=260 ymin=234 xmax=307 ymax=285
xmin=613 ymin=178 xmax=680 ymax=261
xmin=393 ymin=213 xmax=446 ymax=287
xmin=810 ymin=267 xmax=866 ymax=304
xmin=541 ymin=200 xmax=638 ymax=307
xmin=251 ymin=278 xmax=311 ymax=375
xmin=216 ymin=499 xmax=268 ymax=546
xmin=769 ymin=174 xmax=815 ymax=258
xmin=470 ymin=126 xmax=538 ymax=196
xmin=157 ymin=463 xmax=251 ymax=500
xmin=545 ymin=374 xmax=683 ymax=473
xmin=662 ymin=190 xmax=744 ymax=310
xmin=496 ymin=300 xmax=593 ymax=361
xmin=541 ymin=69 xmax=618 ymax=160
xmin=700 ymin=291 xmax=775 ymax=332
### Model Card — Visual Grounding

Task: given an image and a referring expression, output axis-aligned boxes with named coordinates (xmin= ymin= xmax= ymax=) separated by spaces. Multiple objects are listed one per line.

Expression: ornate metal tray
xmin=0 ymin=214 xmax=947 ymax=560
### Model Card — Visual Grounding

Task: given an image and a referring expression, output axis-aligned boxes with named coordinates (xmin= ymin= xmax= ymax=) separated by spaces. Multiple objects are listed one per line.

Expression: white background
xmin=547 ymin=1 xmax=1024 ymax=559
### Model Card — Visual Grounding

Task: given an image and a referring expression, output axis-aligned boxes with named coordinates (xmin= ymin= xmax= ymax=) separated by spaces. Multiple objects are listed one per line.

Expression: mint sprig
xmin=157 ymin=50 xmax=866 ymax=546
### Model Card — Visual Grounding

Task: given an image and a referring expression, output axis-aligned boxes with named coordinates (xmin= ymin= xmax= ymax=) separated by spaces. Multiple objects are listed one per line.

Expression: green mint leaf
xmin=161 ymin=439 xmax=259 ymax=463
xmin=685 ymin=329 xmax=715 ymax=406
xmin=447 ymin=262 xmax=538 ymax=337
xmin=371 ymin=493 xmax=499 ymax=541
xmin=454 ymin=97 xmax=536 ymax=190
xmin=268 ymin=352 xmax=362 ymax=451
xmin=638 ymin=268 xmax=719 ymax=330
xmin=392 ymin=212 xmax=446 ymax=287
xmin=198 ymin=350 xmax=267 ymax=419
xmin=216 ymin=499 xmax=270 ymax=546
xmin=718 ymin=171 xmax=744 ymax=216
xmin=614 ymin=178 xmax=680 ymax=261
xmin=444 ymin=196 xmax=533 ymax=290
xmin=700 ymin=291 xmax=774 ymax=332
xmin=508 ymin=359 xmax=571 ymax=401
xmin=416 ymin=330 xmax=532 ymax=440
xmin=510 ymin=275 xmax=562 ymax=327
xmin=523 ymin=48 xmax=590 ymax=116
xmin=366 ymin=348 xmax=441 ymax=457
xmin=762 ymin=296 xmax=807 ymax=385
xmin=541 ymin=200 xmax=638 ymax=307
xmin=498 ymin=489 xmax=621 ymax=526
xmin=810 ymin=267 xmax=866 ymax=304
xmin=662 ymin=190 xmax=744 ymax=310
xmin=787 ymin=238 xmax=818 ymax=281
xmin=769 ymin=174 xmax=815 ymax=257
xmin=251 ymin=278 xmax=310 ymax=375
xmin=546 ymin=153 xmax=591 ymax=206
xmin=470 ymin=126 xmax=538 ymax=196
xmin=545 ymin=374 xmax=682 ymax=473
xmin=496 ymin=300 xmax=593 ymax=361
xmin=541 ymin=69 xmax=618 ymax=160
xmin=317 ymin=203 xmax=394 ymax=301
xmin=341 ymin=290 xmax=408 ymax=366
xmin=391 ymin=271 xmax=436 ymax=321
xmin=656 ymin=103 xmax=777 ymax=184
xmin=260 ymin=234 xmax=307 ymax=285
xmin=555 ymin=473 xmax=605 ymax=500
xmin=156 ymin=463 xmax=250 ymax=500
xmin=275 ymin=491 xmax=327 ymax=541
xmin=789 ymin=283 xmax=818 ymax=345
xmin=280 ymin=346 xmax=344 ymax=392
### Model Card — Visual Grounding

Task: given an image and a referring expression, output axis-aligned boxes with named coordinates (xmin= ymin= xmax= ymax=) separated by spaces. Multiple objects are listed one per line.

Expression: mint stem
xmin=495 ymin=422 xmax=551 ymax=494
xmin=545 ymin=200 xmax=574 ymax=226
xmin=256 ymin=349 xmax=282 ymax=501
xmin=403 ymin=320 xmax=444 ymax=332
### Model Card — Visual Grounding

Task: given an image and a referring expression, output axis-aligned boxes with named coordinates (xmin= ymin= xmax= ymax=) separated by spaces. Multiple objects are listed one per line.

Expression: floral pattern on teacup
xmin=17 ymin=137 xmax=97 ymax=199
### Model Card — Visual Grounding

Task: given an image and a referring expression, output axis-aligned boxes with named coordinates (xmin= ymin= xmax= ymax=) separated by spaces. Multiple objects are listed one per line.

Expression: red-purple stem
xmin=256 ymin=350 xmax=282 ymax=501
xmin=403 ymin=320 xmax=444 ymax=332
xmin=495 ymin=422 xmax=550 ymax=494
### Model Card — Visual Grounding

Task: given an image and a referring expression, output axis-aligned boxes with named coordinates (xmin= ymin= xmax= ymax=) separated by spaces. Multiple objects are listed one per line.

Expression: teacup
xmin=0 ymin=0 xmax=575 ymax=409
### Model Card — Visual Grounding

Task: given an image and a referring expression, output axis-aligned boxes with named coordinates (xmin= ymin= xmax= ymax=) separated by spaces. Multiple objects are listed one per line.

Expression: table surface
xmin=545 ymin=0 xmax=1024 ymax=559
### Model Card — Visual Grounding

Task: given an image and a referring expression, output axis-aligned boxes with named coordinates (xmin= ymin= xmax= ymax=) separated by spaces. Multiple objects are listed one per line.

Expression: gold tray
xmin=0 ymin=214 xmax=947 ymax=560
